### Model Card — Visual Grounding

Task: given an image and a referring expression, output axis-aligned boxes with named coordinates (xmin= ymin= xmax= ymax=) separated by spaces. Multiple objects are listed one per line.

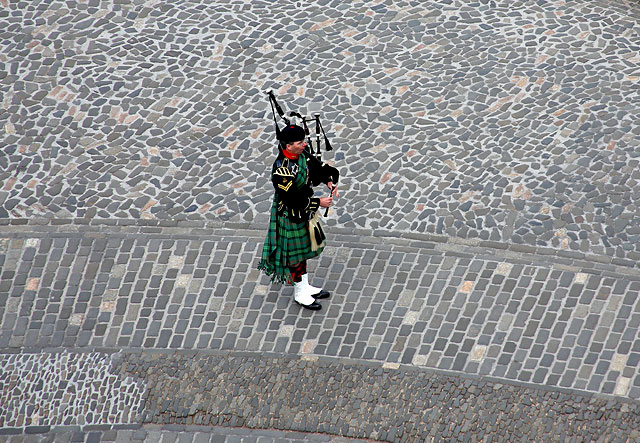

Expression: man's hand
xmin=327 ymin=182 xmax=340 ymax=197
xmin=319 ymin=197 xmax=333 ymax=208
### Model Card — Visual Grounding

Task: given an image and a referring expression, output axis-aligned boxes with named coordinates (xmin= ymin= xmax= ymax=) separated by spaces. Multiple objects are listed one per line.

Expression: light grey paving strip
xmin=1 ymin=229 xmax=639 ymax=402
xmin=0 ymin=425 xmax=372 ymax=442
xmin=1 ymin=223 xmax=639 ymax=278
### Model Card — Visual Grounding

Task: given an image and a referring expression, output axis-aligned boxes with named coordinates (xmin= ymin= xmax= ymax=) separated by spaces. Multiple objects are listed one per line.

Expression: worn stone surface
xmin=123 ymin=351 xmax=640 ymax=442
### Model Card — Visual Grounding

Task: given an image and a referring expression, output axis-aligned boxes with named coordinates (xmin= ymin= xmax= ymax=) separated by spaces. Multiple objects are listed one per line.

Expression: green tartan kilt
xmin=258 ymin=200 xmax=324 ymax=285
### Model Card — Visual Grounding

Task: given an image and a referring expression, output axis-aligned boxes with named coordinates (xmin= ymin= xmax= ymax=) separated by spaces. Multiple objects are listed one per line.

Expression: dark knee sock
xmin=288 ymin=261 xmax=307 ymax=283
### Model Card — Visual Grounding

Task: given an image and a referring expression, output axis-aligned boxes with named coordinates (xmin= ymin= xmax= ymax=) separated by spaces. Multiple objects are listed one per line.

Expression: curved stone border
xmin=2 ymin=217 xmax=639 ymax=273
xmin=0 ymin=424 xmax=372 ymax=442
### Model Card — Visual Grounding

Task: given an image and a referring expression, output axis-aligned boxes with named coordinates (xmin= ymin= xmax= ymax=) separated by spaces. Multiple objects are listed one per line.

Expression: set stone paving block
xmin=2 ymin=227 xmax=640 ymax=408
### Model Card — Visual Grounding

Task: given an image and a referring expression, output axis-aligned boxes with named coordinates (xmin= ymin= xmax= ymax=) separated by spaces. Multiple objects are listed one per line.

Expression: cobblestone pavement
xmin=1 ymin=0 xmax=640 ymax=260
xmin=2 ymin=0 xmax=640 ymax=441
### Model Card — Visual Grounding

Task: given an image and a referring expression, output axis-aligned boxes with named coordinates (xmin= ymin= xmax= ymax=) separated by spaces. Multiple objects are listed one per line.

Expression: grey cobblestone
xmin=0 ymin=353 xmax=142 ymax=429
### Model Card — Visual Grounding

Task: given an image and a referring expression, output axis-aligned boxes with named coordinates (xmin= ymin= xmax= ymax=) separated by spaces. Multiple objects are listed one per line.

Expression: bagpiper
xmin=258 ymin=124 xmax=340 ymax=310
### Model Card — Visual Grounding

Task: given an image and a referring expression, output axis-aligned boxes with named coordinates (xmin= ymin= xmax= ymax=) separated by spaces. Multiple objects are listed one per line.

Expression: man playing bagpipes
xmin=258 ymin=94 xmax=340 ymax=310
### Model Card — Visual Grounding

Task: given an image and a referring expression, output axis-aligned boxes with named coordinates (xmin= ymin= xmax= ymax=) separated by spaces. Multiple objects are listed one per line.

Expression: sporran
xmin=309 ymin=210 xmax=326 ymax=251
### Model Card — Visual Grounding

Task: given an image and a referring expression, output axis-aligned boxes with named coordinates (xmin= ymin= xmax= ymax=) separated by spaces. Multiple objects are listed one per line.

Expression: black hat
xmin=279 ymin=125 xmax=306 ymax=145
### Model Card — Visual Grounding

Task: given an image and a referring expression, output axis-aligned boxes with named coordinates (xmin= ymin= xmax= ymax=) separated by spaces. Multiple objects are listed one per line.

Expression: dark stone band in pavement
xmin=108 ymin=350 xmax=640 ymax=441
xmin=3 ymin=349 xmax=639 ymax=441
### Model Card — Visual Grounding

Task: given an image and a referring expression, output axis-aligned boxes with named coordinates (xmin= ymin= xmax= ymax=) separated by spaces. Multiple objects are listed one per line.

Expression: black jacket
xmin=271 ymin=150 xmax=339 ymax=222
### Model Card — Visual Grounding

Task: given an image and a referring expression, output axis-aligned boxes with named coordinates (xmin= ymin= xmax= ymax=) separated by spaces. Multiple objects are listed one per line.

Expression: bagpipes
xmin=267 ymin=90 xmax=333 ymax=158
xmin=267 ymin=90 xmax=337 ymax=217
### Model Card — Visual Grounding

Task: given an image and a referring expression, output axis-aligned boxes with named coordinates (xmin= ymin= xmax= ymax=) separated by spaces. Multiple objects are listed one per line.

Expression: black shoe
xmin=313 ymin=290 xmax=330 ymax=300
xmin=296 ymin=300 xmax=322 ymax=310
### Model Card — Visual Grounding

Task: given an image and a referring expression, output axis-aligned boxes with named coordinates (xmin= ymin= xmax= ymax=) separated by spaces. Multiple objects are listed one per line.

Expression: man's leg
xmin=289 ymin=261 xmax=321 ymax=310
xmin=289 ymin=261 xmax=307 ymax=284
xmin=301 ymin=273 xmax=330 ymax=299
